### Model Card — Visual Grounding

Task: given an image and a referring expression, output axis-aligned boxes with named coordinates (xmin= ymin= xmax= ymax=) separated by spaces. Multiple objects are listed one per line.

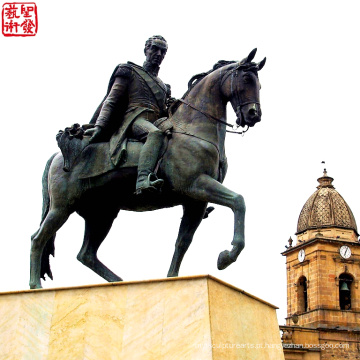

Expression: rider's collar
xmin=143 ymin=61 xmax=160 ymax=77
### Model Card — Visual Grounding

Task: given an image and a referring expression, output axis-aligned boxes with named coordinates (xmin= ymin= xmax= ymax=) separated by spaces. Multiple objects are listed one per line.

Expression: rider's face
xmin=145 ymin=44 xmax=166 ymax=66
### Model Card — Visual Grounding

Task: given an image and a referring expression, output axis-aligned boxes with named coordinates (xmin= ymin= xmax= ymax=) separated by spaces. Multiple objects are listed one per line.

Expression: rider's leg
xmin=132 ymin=118 xmax=165 ymax=194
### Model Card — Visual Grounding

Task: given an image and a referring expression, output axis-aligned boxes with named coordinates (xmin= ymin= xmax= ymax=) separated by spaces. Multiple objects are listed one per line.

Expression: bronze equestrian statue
xmin=30 ymin=36 xmax=266 ymax=289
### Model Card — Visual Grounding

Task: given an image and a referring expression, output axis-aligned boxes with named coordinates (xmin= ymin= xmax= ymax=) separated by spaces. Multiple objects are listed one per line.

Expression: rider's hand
xmin=166 ymin=96 xmax=176 ymax=108
xmin=84 ymin=125 xmax=104 ymax=143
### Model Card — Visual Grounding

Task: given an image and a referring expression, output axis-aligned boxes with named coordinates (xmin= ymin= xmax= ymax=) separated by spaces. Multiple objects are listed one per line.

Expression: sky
xmin=1 ymin=0 xmax=360 ymax=326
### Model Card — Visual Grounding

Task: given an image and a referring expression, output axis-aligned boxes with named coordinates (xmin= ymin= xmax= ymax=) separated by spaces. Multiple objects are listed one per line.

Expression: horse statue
xmin=30 ymin=49 xmax=266 ymax=289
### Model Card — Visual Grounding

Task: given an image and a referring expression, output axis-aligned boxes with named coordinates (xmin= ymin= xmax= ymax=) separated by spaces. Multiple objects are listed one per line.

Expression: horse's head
xmin=221 ymin=49 xmax=266 ymax=128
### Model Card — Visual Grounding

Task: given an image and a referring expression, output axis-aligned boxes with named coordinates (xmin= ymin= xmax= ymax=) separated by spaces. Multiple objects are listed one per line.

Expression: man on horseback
xmin=86 ymin=35 xmax=174 ymax=194
xmin=30 ymin=48 xmax=265 ymax=289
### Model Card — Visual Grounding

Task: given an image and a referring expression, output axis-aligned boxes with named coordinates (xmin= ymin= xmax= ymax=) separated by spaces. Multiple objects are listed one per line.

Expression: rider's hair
xmin=144 ymin=35 xmax=168 ymax=54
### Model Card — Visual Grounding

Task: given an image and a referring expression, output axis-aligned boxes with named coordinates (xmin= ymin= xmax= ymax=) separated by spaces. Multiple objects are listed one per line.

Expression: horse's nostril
xmin=249 ymin=108 xmax=257 ymax=116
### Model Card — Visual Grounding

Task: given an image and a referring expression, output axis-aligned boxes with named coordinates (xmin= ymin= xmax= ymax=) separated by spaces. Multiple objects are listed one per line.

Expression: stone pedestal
xmin=0 ymin=275 xmax=284 ymax=359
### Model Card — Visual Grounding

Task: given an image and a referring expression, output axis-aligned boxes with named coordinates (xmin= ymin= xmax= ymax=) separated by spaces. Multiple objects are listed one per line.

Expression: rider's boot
xmin=135 ymin=130 xmax=165 ymax=195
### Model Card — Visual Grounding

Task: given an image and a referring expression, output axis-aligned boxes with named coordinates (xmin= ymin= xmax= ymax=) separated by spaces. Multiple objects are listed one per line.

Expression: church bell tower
xmin=281 ymin=170 xmax=360 ymax=359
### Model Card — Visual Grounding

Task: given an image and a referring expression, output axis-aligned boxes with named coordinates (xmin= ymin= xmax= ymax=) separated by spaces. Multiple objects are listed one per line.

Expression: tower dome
xmin=296 ymin=170 xmax=358 ymax=241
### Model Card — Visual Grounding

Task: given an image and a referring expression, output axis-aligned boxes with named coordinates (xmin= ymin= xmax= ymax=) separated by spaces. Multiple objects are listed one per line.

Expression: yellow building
xmin=280 ymin=170 xmax=360 ymax=360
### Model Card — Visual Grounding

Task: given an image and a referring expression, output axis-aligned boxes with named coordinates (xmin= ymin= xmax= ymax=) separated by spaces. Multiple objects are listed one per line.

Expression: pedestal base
xmin=0 ymin=275 xmax=284 ymax=359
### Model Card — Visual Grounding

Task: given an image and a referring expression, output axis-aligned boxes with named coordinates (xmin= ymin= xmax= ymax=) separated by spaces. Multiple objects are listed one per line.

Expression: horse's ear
xmin=246 ymin=48 xmax=257 ymax=63
xmin=258 ymin=57 xmax=266 ymax=71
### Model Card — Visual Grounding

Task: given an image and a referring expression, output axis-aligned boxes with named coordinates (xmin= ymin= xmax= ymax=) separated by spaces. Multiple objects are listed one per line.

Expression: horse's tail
xmin=37 ymin=152 xmax=57 ymax=281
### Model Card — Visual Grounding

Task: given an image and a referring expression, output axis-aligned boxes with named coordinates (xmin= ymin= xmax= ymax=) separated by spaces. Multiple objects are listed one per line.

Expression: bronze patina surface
xmin=87 ymin=35 xmax=173 ymax=194
xmin=30 ymin=38 xmax=265 ymax=289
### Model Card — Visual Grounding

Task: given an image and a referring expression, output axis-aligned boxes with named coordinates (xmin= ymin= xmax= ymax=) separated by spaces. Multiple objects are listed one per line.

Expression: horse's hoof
xmin=217 ymin=250 xmax=234 ymax=270
xmin=29 ymin=283 xmax=42 ymax=289
xmin=167 ymin=272 xmax=179 ymax=278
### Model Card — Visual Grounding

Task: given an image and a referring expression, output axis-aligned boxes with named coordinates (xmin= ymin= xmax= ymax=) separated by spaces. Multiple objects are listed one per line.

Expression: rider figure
xmin=86 ymin=35 xmax=173 ymax=194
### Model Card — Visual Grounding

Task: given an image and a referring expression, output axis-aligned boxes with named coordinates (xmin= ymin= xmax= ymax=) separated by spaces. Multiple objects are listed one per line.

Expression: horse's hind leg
xmin=167 ymin=201 xmax=207 ymax=277
xmin=77 ymin=212 xmax=122 ymax=282
xmin=186 ymin=174 xmax=246 ymax=270
xmin=30 ymin=209 xmax=70 ymax=289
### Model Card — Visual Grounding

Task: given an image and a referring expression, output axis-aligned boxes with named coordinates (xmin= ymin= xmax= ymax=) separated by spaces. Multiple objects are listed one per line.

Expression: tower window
xmin=298 ymin=276 xmax=308 ymax=312
xmin=339 ymin=273 xmax=353 ymax=310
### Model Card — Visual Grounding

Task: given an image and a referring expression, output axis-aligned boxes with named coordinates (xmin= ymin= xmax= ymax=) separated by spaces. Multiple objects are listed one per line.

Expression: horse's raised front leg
xmin=167 ymin=201 xmax=208 ymax=277
xmin=30 ymin=209 xmax=70 ymax=289
xmin=77 ymin=212 xmax=122 ymax=282
xmin=186 ymin=174 xmax=246 ymax=270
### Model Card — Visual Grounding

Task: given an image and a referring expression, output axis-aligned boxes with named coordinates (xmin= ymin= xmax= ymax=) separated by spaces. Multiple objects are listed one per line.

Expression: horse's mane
xmin=168 ymin=58 xmax=260 ymax=116
xmin=181 ymin=60 xmax=237 ymax=99
xmin=168 ymin=60 xmax=237 ymax=116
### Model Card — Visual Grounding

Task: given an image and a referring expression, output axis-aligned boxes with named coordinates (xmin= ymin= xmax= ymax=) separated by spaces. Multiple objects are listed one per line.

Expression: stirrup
xmin=135 ymin=173 xmax=164 ymax=195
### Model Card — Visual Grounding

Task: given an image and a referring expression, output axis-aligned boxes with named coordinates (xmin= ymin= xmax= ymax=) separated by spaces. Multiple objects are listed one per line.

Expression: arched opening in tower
xmin=298 ymin=276 xmax=308 ymax=313
xmin=339 ymin=273 xmax=353 ymax=310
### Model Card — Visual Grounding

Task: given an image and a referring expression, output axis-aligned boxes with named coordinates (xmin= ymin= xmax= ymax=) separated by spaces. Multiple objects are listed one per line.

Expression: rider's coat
xmin=90 ymin=62 xmax=170 ymax=166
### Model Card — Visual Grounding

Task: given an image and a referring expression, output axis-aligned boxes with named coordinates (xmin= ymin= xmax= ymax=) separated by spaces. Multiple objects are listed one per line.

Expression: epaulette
xmin=114 ymin=64 xmax=132 ymax=78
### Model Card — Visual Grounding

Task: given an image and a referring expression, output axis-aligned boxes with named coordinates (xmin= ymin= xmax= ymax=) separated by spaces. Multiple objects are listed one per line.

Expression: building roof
xmin=296 ymin=170 xmax=358 ymax=235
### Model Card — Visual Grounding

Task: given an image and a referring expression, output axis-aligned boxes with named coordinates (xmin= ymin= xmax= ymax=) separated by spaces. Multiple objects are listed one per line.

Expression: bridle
xmin=222 ymin=63 xmax=261 ymax=133
xmin=176 ymin=63 xmax=260 ymax=135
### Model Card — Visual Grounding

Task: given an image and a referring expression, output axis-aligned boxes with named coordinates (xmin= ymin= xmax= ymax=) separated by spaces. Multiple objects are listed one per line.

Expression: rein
xmin=173 ymin=62 xmax=261 ymax=136
xmin=177 ymin=98 xmax=256 ymax=136
xmin=177 ymin=99 xmax=233 ymax=128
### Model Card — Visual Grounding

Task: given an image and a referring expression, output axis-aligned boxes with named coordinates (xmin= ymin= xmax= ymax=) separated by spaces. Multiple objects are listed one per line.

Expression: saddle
xmin=56 ymin=123 xmax=169 ymax=179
